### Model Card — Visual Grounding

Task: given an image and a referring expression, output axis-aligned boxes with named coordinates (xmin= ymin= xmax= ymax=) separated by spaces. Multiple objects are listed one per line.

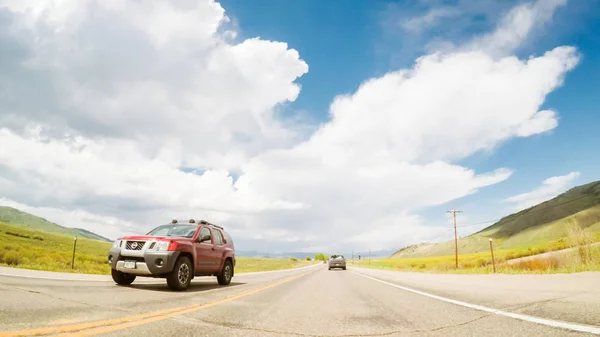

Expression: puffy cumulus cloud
xmin=0 ymin=128 xmax=303 ymax=214
xmin=310 ymin=46 xmax=577 ymax=165
xmin=504 ymin=172 xmax=581 ymax=211
xmin=0 ymin=0 xmax=309 ymax=171
xmin=0 ymin=0 xmax=581 ymax=252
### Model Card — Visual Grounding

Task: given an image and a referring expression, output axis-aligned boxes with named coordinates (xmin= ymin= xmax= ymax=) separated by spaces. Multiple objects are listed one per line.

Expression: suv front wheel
xmin=167 ymin=256 xmax=193 ymax=291
xmin=217 ymin=259 xmax=233 ymax=285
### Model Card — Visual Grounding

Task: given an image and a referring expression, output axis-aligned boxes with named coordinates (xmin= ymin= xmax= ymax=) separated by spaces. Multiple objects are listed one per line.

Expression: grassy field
xmin=0 ymin=222 xmax=315 ymax=275
xmin=353 ymin=221 xmax=600 ymax=274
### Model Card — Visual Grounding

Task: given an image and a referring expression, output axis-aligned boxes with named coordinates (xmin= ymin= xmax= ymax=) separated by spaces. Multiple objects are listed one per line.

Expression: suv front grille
xmin=125 ymin=241 xmax=146 ymax=250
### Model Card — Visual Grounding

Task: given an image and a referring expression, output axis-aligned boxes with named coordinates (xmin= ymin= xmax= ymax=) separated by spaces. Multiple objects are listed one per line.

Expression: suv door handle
xmin=211 ymin=247 xmax=215 ymax=251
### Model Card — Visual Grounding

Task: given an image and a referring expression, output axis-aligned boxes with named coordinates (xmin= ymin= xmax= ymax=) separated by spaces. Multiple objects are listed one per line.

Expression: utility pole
xmin=447 ymin=209 xmax=462 ymax=268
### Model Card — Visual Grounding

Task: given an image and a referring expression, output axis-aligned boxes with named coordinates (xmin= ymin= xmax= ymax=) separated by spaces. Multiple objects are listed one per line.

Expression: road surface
xmin=0 ymin=264 xmax=599 ymax=336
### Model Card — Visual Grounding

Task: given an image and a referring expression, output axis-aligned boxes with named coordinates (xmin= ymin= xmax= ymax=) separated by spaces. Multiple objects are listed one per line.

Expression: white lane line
xmin=0 ymin=273 xmax=111 ymax=282
xmin=351 ymin=271 xmax=600 ymax=335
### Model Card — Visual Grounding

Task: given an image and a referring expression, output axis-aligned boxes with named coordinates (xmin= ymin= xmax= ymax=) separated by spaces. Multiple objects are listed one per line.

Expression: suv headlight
xmin=154 ymin=241 xmax=169 ymax=252
xmin=112 ymin=240 xmax=122 ymax=248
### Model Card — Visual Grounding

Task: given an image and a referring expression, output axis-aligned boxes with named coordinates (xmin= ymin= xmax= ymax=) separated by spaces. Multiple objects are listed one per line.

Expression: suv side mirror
xmin=199 ymin=234 xmax=211 ymax=243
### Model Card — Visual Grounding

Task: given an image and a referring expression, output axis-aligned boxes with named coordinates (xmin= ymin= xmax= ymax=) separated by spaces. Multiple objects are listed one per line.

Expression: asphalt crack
xmin=504 ymin=293 xmax=583 ymax=313
xmin=409 ymin=314 xmax=492 ymax=335
xmin=169 ymin=314 xmax=493 ymax=337
xmin=0 ymin=284 xmax=132 ymax=314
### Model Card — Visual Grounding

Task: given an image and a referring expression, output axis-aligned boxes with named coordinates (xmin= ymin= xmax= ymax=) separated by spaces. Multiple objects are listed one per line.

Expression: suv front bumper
xmin=108 ymin=247 xmax=180 ymax=276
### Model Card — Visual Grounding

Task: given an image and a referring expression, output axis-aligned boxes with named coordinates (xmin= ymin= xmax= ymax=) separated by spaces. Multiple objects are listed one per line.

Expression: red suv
xmin=108 ymin=219 xmax=236 ymax=291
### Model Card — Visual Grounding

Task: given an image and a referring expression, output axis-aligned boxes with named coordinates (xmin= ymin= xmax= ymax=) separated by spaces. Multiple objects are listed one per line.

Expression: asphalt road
xmin=0 ymin=264 xmax=599 ymax=337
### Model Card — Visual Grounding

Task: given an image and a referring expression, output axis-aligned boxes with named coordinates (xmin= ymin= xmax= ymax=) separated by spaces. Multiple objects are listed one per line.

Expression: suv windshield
xmin=146 ymin=224 xmax=197 ymax=238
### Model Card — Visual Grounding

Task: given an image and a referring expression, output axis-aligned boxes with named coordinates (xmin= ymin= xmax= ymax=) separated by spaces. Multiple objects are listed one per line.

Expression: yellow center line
xmin=1 ymin=269 xmax=316 ymax=337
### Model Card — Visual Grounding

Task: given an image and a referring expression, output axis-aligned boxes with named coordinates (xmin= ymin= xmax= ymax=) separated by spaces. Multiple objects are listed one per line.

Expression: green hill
xmin=0 ymin=206 xmax=112 ymax=242
xmin=392 ymin=180 xmax=600 ymax=258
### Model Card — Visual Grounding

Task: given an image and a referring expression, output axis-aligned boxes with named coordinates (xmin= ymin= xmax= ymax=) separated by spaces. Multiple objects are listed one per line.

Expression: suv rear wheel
xmin=167 ymin=256 xmax=192 ymax=291
xmin=111 ymin=269 xmax=136 ymax=285
xmin=217 ymin=259 xmax=233 ymax=285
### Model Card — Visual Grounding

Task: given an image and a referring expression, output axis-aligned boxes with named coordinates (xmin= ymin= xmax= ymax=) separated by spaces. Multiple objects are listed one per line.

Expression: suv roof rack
xmin=199 ymin=220 xmax=224 ymax=230
xmin=170 ymin=219 xmax=201 ymax=224
xmin=170 ymin=219 xmax=224 ymax=230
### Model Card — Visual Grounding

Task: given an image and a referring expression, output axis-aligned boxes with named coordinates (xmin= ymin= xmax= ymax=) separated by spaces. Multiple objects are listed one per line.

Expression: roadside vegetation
xmin=314 ymin=253 xmax=328 ymax=261
xmin=353 ymin=220 xmax=600 ymax=274
xmin=0 ymin=222 xmax=316 ymax=275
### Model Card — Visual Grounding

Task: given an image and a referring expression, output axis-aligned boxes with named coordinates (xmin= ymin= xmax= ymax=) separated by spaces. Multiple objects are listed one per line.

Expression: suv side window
xmin=199 ymin=227 xmax=212 ymax=244
xmin=212 ymin=229 xmax=223 ymax=246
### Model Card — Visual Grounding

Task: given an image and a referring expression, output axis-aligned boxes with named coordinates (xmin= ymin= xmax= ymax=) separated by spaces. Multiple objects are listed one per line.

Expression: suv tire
xmin=111 ymin=269 xmax=136 ymax=285
xmin=166 ymin=256 xmax=193 ymax=291
xmin=217 ymin=259 xmax=233 ymax=285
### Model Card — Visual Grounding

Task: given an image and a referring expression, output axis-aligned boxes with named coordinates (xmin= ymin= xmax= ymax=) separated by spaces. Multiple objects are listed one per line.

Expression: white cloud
xmin=0 ymin=0 xmax=309 ymax=172
xmin=467 ymin=0 xmax=568 ymax=57
xmin=504 ymin=172 xmax=581 ymax=211
xmin=402 ymin=7 xmax=460 ymax=32
xmin=0 ymin=0 xmax=581 ymax=252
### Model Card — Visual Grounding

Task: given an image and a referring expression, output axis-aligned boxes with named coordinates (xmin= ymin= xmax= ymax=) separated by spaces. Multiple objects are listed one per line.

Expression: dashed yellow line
xmin=0 ymin=269 xmax=315 ymax=337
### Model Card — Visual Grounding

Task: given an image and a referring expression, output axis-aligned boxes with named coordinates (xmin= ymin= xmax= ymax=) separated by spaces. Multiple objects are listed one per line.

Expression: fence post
xmin=72 ymin=236 xmax=77 ymax=269
xmin=489 ymin=238 xmax=496 ymax=273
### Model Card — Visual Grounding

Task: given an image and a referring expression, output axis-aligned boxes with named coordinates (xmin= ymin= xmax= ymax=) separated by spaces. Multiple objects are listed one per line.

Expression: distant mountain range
xmin=0 ymin=206 xmax=112 ymax=242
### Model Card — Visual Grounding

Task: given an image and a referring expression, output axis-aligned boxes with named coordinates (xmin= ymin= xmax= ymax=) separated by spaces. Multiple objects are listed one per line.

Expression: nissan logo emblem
xmin=131 ymin=242 xmax=138 ymax=249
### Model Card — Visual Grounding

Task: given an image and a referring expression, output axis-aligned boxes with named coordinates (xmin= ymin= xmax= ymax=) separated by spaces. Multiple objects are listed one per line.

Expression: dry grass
xmin=565 ymin=219 xmax=595 ymax=264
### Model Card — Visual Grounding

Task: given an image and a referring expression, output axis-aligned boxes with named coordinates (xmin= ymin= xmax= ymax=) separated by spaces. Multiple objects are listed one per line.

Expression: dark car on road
xmin=328 ymin=254 xmax=346 ymax=270
xmin=108 ymin=219 xmax=236 ymax=291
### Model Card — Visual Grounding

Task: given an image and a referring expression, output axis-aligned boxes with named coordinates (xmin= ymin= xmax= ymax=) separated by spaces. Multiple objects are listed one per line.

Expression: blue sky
xmin=219 ymin=0 xmax=600 ymax=236
xmin=1 ymin=0 xmax=599 ymax=253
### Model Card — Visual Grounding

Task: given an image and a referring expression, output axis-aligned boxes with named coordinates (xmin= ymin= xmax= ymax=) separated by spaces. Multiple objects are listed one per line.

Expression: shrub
xmin=3 ymin=251 xmax=22 ymax=266
xmin=6 ymin=231 xmax=31 ymax=239
xmin=305 ymin=256 xmax=311 ymax=261
xmin=33 ymin=235 xmax=44 ymax=241
xmin=290 ymin=257 xmax=298 ymax=262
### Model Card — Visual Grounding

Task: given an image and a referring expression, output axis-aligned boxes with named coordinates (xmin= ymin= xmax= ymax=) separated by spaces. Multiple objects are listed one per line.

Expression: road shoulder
xmin=350 ymin=266 xmax=600 ymax=328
